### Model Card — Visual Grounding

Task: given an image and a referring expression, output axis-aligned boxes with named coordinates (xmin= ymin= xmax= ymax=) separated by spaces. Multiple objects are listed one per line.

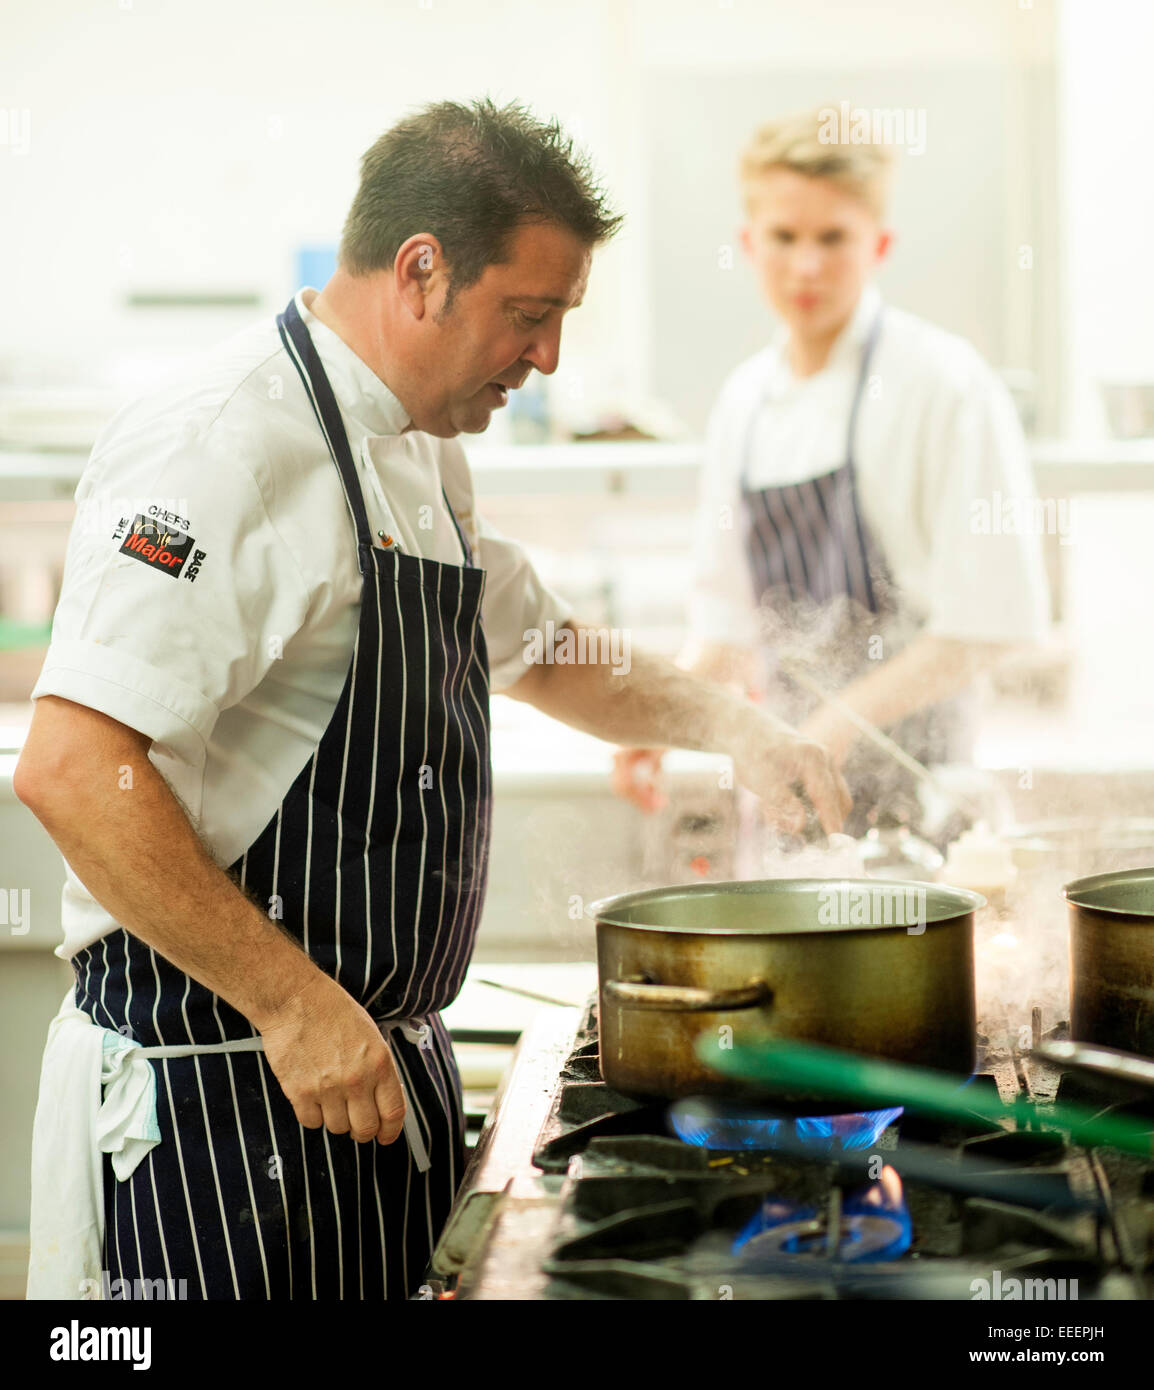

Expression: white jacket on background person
xmin=687 ymin=284 xmax=1051 ymax=654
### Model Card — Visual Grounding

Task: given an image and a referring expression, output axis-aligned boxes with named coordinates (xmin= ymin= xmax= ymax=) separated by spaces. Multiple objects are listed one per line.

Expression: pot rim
xmin=590 ymin=876 xmax=985 ymax=936
xmin=1064 ymin=864 xmax=1154 ymax=917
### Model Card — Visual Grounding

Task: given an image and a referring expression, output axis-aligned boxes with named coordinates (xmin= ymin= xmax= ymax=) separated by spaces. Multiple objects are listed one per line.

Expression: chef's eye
xmin=771 ymin=230 xmax=794 ymax=244
xmin=516 ymin=309 xmax=547 ymax=327
xmin=820 ymin=230 xmax=845 ymax=245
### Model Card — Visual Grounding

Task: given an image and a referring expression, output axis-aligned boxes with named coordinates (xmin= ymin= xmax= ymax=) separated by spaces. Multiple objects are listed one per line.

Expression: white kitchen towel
xmin=25 ymin=990 xmax=430 ymax=1299
xmin=25 ymin=989 xmax=162 ymax=1299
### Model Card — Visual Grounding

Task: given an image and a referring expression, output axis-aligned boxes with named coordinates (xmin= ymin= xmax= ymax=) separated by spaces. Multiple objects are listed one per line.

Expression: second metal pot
xmin=593 ymin=877 xmax=983 ymax=1107
xmin=1065 ymin=866 xmax=1154 ymax=1057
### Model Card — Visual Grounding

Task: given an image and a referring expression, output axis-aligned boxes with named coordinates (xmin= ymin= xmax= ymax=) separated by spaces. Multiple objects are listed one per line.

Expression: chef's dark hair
xmin=339 ymin=97 xmax=622 ymax=310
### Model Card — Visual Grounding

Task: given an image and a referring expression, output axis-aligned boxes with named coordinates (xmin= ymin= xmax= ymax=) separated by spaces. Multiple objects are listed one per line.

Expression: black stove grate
xmin=526 ymin=997 xmax=1154 ymax=1301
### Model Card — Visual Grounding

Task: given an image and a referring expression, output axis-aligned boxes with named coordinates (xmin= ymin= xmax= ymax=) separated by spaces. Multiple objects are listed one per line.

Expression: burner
xmin=441 ymin=996 xmax=1154 ymax=1301
xmin=734 ymin=1167 xmax=912 ymax=1264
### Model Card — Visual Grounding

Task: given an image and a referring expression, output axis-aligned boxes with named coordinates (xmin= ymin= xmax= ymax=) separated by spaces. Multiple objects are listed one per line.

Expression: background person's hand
xmin=255 ymin=972 xmax=406 ymax=1146
xmin=610 ymin=746 xmax=667 ymax=813
xmin=797 ymin=707 xmax=859 ymax=772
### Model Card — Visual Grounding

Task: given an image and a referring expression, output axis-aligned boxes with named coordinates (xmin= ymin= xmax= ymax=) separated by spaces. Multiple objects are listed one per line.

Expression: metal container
xmin=1065 ymin=866 xmax=1154 ymax=1057
xmin=592 ymin=877 xmax=983 ymax=1105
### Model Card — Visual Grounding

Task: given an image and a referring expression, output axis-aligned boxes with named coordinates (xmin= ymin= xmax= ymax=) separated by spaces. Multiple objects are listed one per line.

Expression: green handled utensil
xmin=695 ymin=1033 xmax=1154 ymax=1160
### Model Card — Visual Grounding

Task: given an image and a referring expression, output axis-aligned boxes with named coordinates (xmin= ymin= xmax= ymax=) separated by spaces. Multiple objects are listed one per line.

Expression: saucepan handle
xmin=603 ymin=977 xmax=772 ymax=1012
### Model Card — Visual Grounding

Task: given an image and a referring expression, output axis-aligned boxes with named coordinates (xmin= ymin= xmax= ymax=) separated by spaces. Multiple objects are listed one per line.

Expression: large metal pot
xmin=1065 ymin=867 xmax=1154 ymax=1057
xmin=592 ymin=877 xmax=983 ymax=1106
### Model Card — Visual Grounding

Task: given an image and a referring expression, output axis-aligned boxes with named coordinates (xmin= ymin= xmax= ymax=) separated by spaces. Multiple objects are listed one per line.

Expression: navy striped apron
xmin=740 ymin=308 xmax=971 ymax=824
xmin=70 ymin=296 xmax=492 ymax=1299
xmin=741 ymin=307 xmax=887 ymax=618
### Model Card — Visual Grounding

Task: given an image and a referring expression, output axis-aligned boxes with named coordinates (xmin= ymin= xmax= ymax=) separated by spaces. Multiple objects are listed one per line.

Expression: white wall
xmin=1057 ymin=0 xmax=1154 ymax=435
xmin=0 ymin=0 xmax=643 ymax=402
xmin=0 ymin=0 xmax=1065 ymax=434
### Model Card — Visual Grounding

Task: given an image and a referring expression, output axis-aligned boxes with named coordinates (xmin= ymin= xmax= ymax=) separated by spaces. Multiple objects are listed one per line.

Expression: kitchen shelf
xmin=6 ymin=438 xmax=1154 ymax=503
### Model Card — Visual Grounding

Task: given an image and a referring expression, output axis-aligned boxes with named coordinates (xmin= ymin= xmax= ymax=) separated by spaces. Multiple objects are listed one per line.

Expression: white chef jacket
xmin=30 ymin=287 xmax=571 ymax=960
xmin=687 ymin=284 xmax=1051 ymax=649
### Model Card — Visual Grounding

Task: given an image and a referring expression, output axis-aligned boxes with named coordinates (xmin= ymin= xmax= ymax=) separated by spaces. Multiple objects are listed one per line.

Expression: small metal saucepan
xmin=591 ymin=877 xmax=983 ymax=1109
xmin=1065 ymin=866 xmax=1154 ymax=1058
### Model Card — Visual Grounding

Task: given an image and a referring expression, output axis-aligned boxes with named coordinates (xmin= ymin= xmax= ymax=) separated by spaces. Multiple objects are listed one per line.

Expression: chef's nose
xmin=522 ymin=320 xmax=563 ymax=376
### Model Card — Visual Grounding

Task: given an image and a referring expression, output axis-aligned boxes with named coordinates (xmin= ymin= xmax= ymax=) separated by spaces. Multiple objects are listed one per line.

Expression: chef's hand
xmin=610 ymin=747 xmax=667 ymax=813
xmin=729 ymin=714 xmax=853 ymax=835
xmin=255 ymin=972 xmax=406 ymax=1145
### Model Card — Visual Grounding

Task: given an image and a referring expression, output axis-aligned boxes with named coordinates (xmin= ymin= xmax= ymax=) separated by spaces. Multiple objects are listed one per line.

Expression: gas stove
xmin=429 ymin=998 xmax=1154 ymax=1301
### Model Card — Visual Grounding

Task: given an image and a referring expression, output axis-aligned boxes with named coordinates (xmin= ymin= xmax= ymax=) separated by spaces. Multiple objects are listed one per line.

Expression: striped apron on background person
xmin=740 ymin=306 xmax=889 ymax=625
xmin=68 ymin=296 xmax=492 ymax=1300
xmin=738 ymin=308 xmax=973 ymax=836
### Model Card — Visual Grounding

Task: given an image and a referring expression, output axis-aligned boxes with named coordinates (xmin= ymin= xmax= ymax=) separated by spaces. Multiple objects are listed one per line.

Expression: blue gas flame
xmin=669 ymin=1103 xmax=903 ymax=1153
xmin=733 ymin=1165 xmax=912 ymax=1264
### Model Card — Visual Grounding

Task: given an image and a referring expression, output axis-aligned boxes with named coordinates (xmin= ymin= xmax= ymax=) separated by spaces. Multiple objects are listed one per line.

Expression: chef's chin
xmin=450 ymin=398 xmax=499 ymax=435
xmin=417 ymin=404 xmax=487 ymax=438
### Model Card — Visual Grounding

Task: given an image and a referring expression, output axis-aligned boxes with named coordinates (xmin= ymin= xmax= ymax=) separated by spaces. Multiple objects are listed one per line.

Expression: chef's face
xmin=407 ymin=220 xmax=591 ymax=437
xmin=740 ymin=168 xmax=890 ymax=343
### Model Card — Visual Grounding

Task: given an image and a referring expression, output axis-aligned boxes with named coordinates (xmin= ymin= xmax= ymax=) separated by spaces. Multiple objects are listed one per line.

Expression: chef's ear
xmin=394 ymin=234 xmax=447 ymax=318
xmin=738 ymin=223 xmax=754 ymax=261
xmin=874 ymin=227 xmax=894 ymax=267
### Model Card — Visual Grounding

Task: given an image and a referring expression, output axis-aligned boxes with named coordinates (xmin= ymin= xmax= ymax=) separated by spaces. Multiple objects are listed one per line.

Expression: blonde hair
xmin=739 ymin=107 xmax=894 ymax=221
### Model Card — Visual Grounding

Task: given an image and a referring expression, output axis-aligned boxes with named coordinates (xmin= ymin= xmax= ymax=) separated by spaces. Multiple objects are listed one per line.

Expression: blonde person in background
xmin=614 ymin=107 xmax=1050 ymax=849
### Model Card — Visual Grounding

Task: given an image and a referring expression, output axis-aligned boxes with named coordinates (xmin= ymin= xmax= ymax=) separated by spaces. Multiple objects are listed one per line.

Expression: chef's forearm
xmin=674 ymin=635 xmax=758 ymax=695
xmin=817 ymin=634 xmax=1006 ymax=731
xmin=506 ymin=621 xmax=785 ymax=753
xmin=15 ymin=712 xmax=323 ymax=1029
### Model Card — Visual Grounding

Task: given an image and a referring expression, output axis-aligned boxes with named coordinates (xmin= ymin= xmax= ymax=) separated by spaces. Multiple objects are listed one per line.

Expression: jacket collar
xmin=769 ymin=283 xmax=884 ymax=378
xmin=294 ymin=287 xmax=413 ymax=439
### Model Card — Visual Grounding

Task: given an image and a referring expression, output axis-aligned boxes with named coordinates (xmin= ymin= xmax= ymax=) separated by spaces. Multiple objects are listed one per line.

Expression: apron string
xmin=132 ymin=1016 xmax=433 ymax=1173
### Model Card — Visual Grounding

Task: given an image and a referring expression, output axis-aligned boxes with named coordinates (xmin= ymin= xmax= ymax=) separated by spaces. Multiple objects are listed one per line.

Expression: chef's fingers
xmin=375 ymin=1078 xmax=406 ymax=1146
xmin=292 ymin=1099 xmax=326 ymax=1131
xmin=757 ymin=786 xmax=808 ymax=836
xmin=319 ymin=1094 xmax=353 ymax=1137
xmin=346 ymin=1087 xmax=385 ymax=1144
xmin=610 ymin=748 xmax=667 ymax=813
xmin=793 ymin=744 xmax=852 ymax=834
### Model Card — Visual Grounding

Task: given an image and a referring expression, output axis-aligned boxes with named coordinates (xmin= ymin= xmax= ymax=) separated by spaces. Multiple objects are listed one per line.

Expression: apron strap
xmin=840 ymin=306 xmax=885 ymax=611
xmin=135 ymin=1016 xmax=434 ymax=1173
xmin=440 ymin=485 xmax=475 ymax=568
xmin=277 ymin=296 xmax=374 ymax=560
xmin=278 ymin=295 xmax=478 ymax=573
xmin=844 ymin=304 xmax=884 ymax=469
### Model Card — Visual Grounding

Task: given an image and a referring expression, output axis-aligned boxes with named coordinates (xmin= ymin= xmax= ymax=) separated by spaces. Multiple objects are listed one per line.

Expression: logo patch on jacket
xmin=117 ymin=514 xmax=203 ymax=579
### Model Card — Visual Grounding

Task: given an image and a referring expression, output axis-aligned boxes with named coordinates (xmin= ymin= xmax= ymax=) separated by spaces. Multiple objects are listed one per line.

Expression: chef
xmin=614 ymin=107 xmax=1050 ymax=840
xmin=16 ymin=98 xmax=849 ymax=1302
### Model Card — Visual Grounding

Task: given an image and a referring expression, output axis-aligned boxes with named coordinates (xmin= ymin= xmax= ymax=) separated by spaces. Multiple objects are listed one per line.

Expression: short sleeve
xmin=920 ymin=357 xmax=1051 ymax=645
xmin=474 ymin=512 xmax=574 ymax=692
xmin=31 ymin=412 xmax=311 ymax=773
